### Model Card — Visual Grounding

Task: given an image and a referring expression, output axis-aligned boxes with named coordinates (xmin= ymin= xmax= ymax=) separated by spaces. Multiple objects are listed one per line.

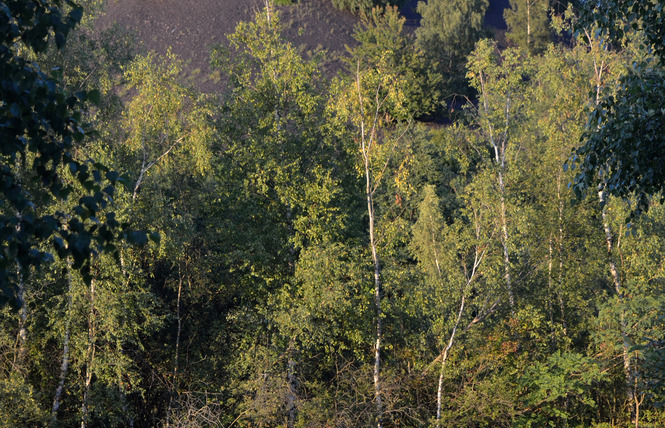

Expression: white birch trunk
xmin=436 ymin=295 xmax=465 ymax=426
xmin=355 ymin=60 xmax=384 ymax=428
xmin=556 ymin=174 xmax=568 ymax=336
xmin=51 ymin=264 xmax=73 ymax=424
xmin=15 ymin=260 xmax=28 ymax=369
xmin=527 ymin=0 xmax=531 ymax=50
xmin=81 ymin=278 xmax=96 ymax=428
xmin=367 ymin=161 xmax=383 ymax=428
xmin=478 ymin=71 xmax=515 ymax=315
xmin=599 ymin=189 xmax=635 ymax=418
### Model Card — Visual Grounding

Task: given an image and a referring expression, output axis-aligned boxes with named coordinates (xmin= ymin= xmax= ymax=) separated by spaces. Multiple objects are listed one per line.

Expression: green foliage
xmin=332 ymin=0 xmax=404 ymax=13
xmin=518 ymin=351 xmax=604 ymax=425
xmin=0 ymin=374 xmax=46 ymax=426
xmin=5 ymin=0 xmax=665 ymax=425
xmin=579 ymin=0 xmax=665 ymax=60
xmin=571 ymin=0 xmax=665 ymax=218
xmin=350 ymin=6 xmax=442 ymax=118
xmin=0 ymin=0 xmax=145 ymax=298
xmin=416 ymin=0 xmax=489 ymax=96
xmin=572 ymin=65 xmax=665 ymax=216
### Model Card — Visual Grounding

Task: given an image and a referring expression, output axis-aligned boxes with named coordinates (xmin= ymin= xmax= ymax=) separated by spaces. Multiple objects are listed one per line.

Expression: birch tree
xmin=412 ymin=184 xmax=500 ymax=425
xmin=466 ymin=40 xmax=530 ymax=315
xmin=333 ymin=15 xmax=413 ymax=424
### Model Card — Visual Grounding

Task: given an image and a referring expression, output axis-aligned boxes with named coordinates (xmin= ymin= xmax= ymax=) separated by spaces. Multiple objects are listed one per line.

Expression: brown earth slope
xmin=96 ymin=0 xmax=359 ymax=92
xmin=96 ymin=0 xmax=508 ymax=93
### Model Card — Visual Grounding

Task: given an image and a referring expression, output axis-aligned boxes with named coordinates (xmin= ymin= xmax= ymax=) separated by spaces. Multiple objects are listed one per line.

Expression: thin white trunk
xmin=368 ymin=169 xmax=383 ymax=428
xmin=436 ymin=295 xmax=465 ymax=425
xmin=526 ymin=0 xmax=531 ymax=50
xmin=81 ymin=279 xmax=96 ymax=428
xmin=14 ymin=260 xmax=28 ymax=369
xmin=498 ymin=167 xmax=515 ymax=314
xmin=599 ymin=189 xmax=635 ymax=417
xmin=556 ymin=174 xmax=568 ymax=336
xmin=478 ymin=72 xmax=515 ymax=314
xmin=356 ymin=60 xmax=384 ymax=428
xmin=433 ymin=214 xmax=487 ymax=425
xmin=51 ymin=264 xmax=73 ymax=424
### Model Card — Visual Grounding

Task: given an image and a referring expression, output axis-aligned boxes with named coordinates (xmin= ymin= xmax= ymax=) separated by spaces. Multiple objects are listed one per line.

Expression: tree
xmin=504 ymin=0 xmax=551 ymax=54
xmin=210 ymin=5 xmax=356 ymax=426
xmin=0 ymin=0 xmax=143 ymax=300
xmin=571 ymin=0 xmax=665 ymax=217
xmin=411 ymin=184 xmax=500 ymax=425
xmin=334 ymin=11 xmax=413 ymax=422
xmin=331 ymin=0 xmax=404 ymax=13
xmin=466 ymin=39 xmax=531 ymax=313
xmin=415 ymin=0 xmax=489 ymax=96
xmin=351 ymin=6 xmax=442 ymax=118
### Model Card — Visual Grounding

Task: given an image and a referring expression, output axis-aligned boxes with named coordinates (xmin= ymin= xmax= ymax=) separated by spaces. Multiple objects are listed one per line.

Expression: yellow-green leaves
xmin=123 ymin=51 xmax=214 ymax=177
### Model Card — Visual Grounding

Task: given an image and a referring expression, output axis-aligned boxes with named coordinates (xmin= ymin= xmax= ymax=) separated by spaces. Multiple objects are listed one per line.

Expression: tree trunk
xmin=355 ymin=59 xmax=384 ymax=428
xmin=166 ymin=270 xmax=183 ymax=428
xmin=81 ymin=278 xmax=97 ymax=428
xmin=526 ymin=0 xmax=531 ymax=50
xmin=479 ymin=70 xmax=515 ymax=315
xmin=599 ymin=189 xmax=635 ymax=420
xmin=556 ymin=174 xmax=568 ymax=337
xmin=436 ymin=295 xmax=465 ymax=426
xmin=51 ymin=264 xmax=73 ymax=425
xmin=498 ymin=165 xmax=515 ymax=314
xmin=14 ymin=260 xmax=28 ymax=370
xmin=547 ymin=233 xmax=555 ymax=343
xmin=367 ymin=168 xmax=383 ymax=428
xmin=287 ymin=343 xmax=297 ymax=428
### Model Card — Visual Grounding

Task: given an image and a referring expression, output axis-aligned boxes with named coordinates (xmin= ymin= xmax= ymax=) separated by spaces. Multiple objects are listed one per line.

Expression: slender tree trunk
xmin=355 ymin=59 xmax=384 ymax=428
xmin=367 ymin=169 xmax=383 ymax=428
xmin=51 ymin=264 xmax=73 ymax=425
xmin=436 ymin=295 xmax=465 ymax=426
xmin=479 ymin=71 xmax=515 ymax=315
xmin=284 ymin=205 xmax=298 ymax=428
xmin=556 ymin=174 xmax=568 ymax=336
xmin=14 ymin=260 xmax=28 ymax=370
xmin=81 ymin=279 xmax=97 ymax=428
xmin=287 ymin=342 xmax=297 ymax=428
xmin=547 ymin=233 xmax=556 ymax=343
xmin=498 ymin=165 xmax=515 ymax=314
xmin=599 ymin=189 xmax=635 ymax=420
xmin=166 ymin=269 xmax=184 ymax=428
xmin=527 ymin=0 xmax=531 ymax=50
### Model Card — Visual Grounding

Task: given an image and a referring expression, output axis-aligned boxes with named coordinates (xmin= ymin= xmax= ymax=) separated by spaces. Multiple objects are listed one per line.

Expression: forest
xmin=1 ymin=0 xmax=665 ymax=426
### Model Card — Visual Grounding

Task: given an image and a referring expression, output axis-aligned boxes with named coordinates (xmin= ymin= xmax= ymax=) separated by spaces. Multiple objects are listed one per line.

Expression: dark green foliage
xmin=572 ymin=66 xmax=665 ymax=216
xmin=579 ymin=0 xmax=665 ymax=60
xmin=0 ymin=0 xmax=144 ymax=300
xmin=349 ymin=6 xmax=442 ymax=118
xmin=415 ymin=0 xmax=489 ymax=97
xmin=571 ymin=0 xmax=665 ymax=217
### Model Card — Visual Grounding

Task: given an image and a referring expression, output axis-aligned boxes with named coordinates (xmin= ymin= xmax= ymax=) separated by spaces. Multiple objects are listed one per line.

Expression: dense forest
xmin=1 ymin=0 xmax=665 ymax=426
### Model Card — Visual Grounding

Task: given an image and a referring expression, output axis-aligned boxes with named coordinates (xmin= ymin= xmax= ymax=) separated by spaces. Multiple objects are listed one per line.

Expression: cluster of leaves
xmin=571 ymin=0 xmax=665 ymax=218
xmin=331 ymin=0 xmax=404 ymax=13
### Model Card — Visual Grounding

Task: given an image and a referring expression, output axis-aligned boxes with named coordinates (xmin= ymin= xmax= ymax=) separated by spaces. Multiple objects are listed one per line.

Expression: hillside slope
xmin=96 ymin=0 xmax=358 ymax=92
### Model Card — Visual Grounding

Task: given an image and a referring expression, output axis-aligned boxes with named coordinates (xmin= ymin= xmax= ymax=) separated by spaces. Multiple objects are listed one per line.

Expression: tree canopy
xmin=2 ymin=1 xmax=665 ymax=426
